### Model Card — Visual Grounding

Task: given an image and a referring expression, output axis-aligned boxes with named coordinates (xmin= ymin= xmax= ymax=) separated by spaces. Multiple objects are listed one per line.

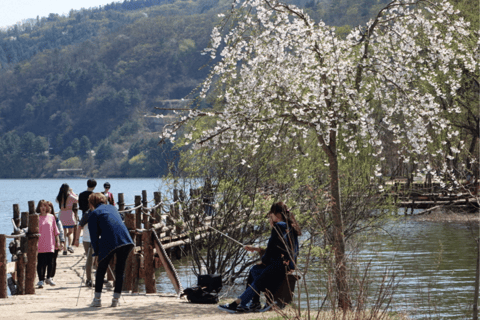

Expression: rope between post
xmin=27 ymin=233 xmax=41 ymax=238
xmin=5 ymin=233 xmax=27 ymax=239
xmin=118 ymin=203 xmax=143 ymax=213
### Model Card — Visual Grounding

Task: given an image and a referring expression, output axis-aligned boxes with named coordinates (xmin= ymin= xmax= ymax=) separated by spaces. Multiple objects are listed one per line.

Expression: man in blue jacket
xmin=88 ymin=192 xmax=134 ymax=308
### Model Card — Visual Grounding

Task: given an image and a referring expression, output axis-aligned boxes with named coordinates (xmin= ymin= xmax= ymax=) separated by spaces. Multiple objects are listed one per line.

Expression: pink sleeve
xmin=67 ymin=195 xmax=78 ymax=205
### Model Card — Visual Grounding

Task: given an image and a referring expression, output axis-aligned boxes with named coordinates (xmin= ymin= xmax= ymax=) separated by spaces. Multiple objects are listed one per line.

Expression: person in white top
xmin=78 ymin=179 xmax=96 ymax=287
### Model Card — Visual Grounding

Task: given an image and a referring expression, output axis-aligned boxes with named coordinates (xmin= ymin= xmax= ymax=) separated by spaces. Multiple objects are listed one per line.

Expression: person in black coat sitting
xmin=218 ymin=201 xmax=301 ymax=313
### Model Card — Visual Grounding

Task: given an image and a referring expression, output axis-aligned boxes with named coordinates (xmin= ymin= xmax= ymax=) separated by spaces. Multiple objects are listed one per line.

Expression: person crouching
xmin=87 ymin=192 xmax=134 ymax=307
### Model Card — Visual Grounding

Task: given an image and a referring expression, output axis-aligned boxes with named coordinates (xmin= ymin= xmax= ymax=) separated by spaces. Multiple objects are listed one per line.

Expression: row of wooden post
xmin=0 ymin=201 xmax=39 ymax=298
xmin=119 ymin=189 xmax=204 ymax=294
xmin=121 ymin=191 xmax=163 ymax=294
xmin=1 ymin=188 xmax=205 ymax=298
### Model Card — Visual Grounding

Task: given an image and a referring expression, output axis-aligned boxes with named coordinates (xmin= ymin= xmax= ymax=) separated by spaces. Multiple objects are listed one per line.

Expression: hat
xmin=104 ymin=182 xmax=111 ymax=188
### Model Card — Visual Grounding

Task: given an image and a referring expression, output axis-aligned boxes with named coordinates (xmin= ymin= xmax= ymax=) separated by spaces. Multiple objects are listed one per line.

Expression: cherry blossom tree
xmin=159 ymin=0 xmax=477 ymax=309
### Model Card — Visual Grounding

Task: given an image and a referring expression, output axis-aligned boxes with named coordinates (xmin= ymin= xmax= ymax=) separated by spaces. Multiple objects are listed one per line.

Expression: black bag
xmin=180 ymin=286 xmax=219 ymax=304
xmin=197 ymin=274 xmax=222 ymax=293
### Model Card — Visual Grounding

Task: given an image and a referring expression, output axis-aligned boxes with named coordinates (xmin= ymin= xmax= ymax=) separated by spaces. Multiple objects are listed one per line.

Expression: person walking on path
xmin=56 ymin=183 xmax=78 ymax=255
xmin=78 ymin=179 xmax=96 ymax=287
xmin=102 ymin=182 xmax=116 ymax=206
xmin=218 ymin=201 xmax=301 ymax=313
xmin=88 ymin=193 xmax=134 ymax=307
xmin=46 ymin=201 xmax=65 ymax=284
xmin=36 ymin=200 xmax=61 ymax=288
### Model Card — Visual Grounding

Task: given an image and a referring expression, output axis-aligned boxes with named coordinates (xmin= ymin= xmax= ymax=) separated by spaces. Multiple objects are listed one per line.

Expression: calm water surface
xmin=1 ymin=179 xmax=477 ymax=319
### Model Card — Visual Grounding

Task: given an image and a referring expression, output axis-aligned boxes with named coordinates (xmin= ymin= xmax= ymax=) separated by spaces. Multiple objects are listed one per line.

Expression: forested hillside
xmin=0 ymin=0 xmax=474 ymax=178
xmin=0 ymin=0 xmax=228 ymax=178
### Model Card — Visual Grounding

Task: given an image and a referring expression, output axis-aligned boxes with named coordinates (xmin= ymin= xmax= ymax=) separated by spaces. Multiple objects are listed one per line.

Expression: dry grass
xmin=264 ymin=305 xmax=410 ymax=320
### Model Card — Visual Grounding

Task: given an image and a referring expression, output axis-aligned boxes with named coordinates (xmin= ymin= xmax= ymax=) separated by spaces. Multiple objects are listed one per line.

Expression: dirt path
xmin=0 ymin=250 xmax=274 ymax=320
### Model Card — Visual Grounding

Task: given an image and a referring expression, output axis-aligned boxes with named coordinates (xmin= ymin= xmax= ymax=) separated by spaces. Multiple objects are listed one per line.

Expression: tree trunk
xmin=321 ymin=128 xmax=351 ymax=310
xmin=468 ymin=136 xmax=479 ymax=185
xmin=328 ymin=151 xmax=351 ymax=310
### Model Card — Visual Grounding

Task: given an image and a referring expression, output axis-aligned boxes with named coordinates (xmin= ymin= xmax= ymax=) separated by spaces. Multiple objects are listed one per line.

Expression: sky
xmin=0 ymin=0 xmax=123 ymax=29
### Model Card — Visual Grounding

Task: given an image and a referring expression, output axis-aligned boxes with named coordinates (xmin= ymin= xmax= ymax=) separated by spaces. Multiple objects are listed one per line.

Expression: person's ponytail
xmin=270 ymin=201 xmax=302 ymax=236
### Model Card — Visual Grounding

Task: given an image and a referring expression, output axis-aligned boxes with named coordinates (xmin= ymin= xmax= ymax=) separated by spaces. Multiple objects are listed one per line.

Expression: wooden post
xmin=166 ymin=205 xmax=175 ymax=237
xmin=122 ymin=212 xmax=135 ymax=292
xmin=118 ymin=193 xmax=125 ymax=212
xmin=143 ymin=230 xmax=156 ymax=293
xmin=154 ymin=192 xmax=162 ymax=223
xmin=142 ymin=190 xmax=148 ymax=208
xmin=118 ymin=191 xmax=126 ymax=286
xmin=174 ymin=210 xmax=182 ymax=235
xmin=16 ymin=254 xmax=26 ymax=295
xmin=142 ymin=190 xmax=150 ymax=230
xmin=132 ymin=253 xmax=140 ymax=293
xmin=11 ymin=205 xmax=21 ymax=267
xmin=25 ymin=213 xmax=39 ymax=295
xmin=28 ymin=201 xmax=35 ymax=215
xmin=21 ymin=212 xmax=29 ymax=230
xmin=135 ymin=196 xmax=142 ymax=247
xmin=13 ymin=204 xmax=20 ymax=228
xmin=17 ymin=212 xmax=29 ymax=295
xmin=0 ymin=234 xmax=7 ymax=298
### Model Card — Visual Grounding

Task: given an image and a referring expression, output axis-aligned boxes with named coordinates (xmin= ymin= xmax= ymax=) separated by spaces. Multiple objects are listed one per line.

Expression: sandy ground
xmin=0 ymin=250 xmax=275 ymax=320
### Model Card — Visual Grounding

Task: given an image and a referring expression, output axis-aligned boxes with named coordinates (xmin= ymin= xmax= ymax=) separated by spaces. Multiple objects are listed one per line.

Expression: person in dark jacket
xmin=87 ymin=193 xmax=134 ymax=308
xmin=218 ymin=201 xmax=301 ymax=313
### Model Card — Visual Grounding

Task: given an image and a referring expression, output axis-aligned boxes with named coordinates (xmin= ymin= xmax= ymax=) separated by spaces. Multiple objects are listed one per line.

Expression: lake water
xmin=155 ymin=218 xmax=477 ymax=320
xmin=1 ymin=179 xmax=477 ymax=319
xmin=352 ymin=218 xmax=477 ymax=319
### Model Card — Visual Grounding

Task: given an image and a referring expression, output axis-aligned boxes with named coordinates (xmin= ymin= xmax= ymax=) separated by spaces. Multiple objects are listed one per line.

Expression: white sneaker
xmin=45 ymin=278 xmax=56 ymax=286
xmin=111 ymin=298 xmax=120 ymax=307
xmin=90 ymin=298 xmax=101 ymax=307
xmin=37 ymin=281 xmax=44 ymax=288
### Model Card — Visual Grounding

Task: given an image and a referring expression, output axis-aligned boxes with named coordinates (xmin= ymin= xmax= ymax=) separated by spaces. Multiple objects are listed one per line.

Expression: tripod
xmin=76 ymin=245 xmax=92 ymax=306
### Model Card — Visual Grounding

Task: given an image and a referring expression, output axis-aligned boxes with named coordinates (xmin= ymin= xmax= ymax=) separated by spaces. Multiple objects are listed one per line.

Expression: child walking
xmin=45 ymin=201 xmax=65 ymax=285
xmin=36 ymin=200 xmax=61 ymax=288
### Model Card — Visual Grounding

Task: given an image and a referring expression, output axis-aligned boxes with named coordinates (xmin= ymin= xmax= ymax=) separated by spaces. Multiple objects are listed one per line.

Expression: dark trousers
xmin=95 ymin=244 xmax=133 ymax=294
xmin=244 ymin=264 xmax=266 ymax=305
xmin=37 ymin=252 xmax=54 ymax=281
xmin=47 ymin=250 xmax=59 ymax=279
